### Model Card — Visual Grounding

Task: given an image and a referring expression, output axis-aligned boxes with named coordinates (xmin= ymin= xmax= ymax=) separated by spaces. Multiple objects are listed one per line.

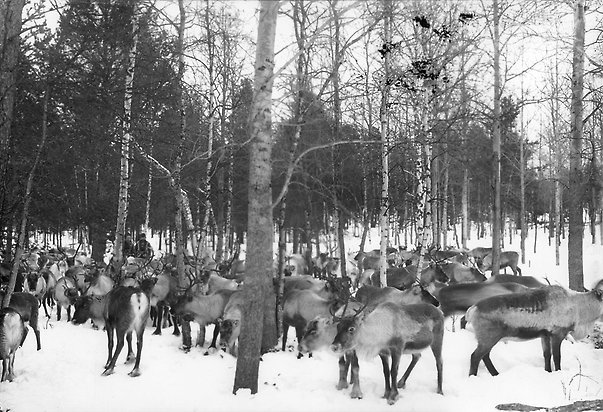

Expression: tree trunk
xmin=378 ymin=0 xmax=392 ymax=287
xmin=199 ymin=0 xmax=216 ymax=252
xmin=491 ymin=0 xmax=502 ymax=276
xmin=233 ymin=0 xmax=279 ymax=394
xmin=568 ymin=0 xmax=585 ymax=291
xmin=172 ymin=0 xmax=187 ymax=283
xmin=462 ymin=168 xmax=469 ymax=249
xmin=114 ymin=2 xmax=140 ymax=267
xmin=144 ymin=137 xmax=154 ymax=232
xmin=0 ymin=0 xmax=26 ymax=238
xmin=519 ymin=109 xmax=526 ymax=264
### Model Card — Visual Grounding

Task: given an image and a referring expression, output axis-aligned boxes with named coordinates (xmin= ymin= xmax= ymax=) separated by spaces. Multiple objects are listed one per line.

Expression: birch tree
xmin=379 ymin=0 xmax=392 ymax=286
xmin=114 ymin=1 xmax=140 ymax=267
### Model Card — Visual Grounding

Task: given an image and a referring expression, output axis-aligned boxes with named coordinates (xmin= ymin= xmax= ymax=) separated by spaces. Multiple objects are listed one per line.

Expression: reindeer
xmin=300 ymin=284 xmax=440 ymax=399
xmin=54 ymin=276 xmax=78 ymax=322
xmin=0 ymin=308 xmax=28 ymax=382
xmin=331 ymin=301 xmax=444 ymax=404
xmin=480 ymin=251 xmax=521 ymax=276
xmin=170 ymin=286 xmax=236 ymax=352
xmin=436 ymin=281 xmax=529 ymax=329
xmin=72 ymin=284 xmax=151 ymax=377
xmin=466 ymin=285 xmax=603 ymax=376
xmin=282 ymin=289 xmax=344 ymax=358
xmin=0 ymin=291 xmax=41 ymax=351
xmin=486 ymin=274 xmax=547 ymax=288
xmin=218 ymin=290 xmax=245 ymax=356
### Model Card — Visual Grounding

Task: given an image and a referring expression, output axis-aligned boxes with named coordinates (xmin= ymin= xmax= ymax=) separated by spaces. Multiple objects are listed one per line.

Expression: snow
xmin=2 ymin=226 xmax=603 ymax=412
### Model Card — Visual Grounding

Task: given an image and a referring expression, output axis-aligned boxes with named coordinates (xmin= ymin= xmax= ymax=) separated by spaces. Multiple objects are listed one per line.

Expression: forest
xmin=1 ymin=0 xmax=602 ymax=396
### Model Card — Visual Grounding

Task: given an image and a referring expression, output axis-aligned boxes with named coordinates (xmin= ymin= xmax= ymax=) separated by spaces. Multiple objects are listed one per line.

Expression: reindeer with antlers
xmin=330 ymin=300 xmax=444 ymax=405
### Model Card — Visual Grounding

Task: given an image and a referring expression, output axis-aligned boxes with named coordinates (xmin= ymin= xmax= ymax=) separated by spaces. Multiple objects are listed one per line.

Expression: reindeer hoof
xmin=101 ymin=368 xmax=114 ymax=376
xmin=336 ymin=381 xmax=348 ymax=390
xmin=152 ymin=330 xmax=162 ymax=336
xmin=397 ymin=379 xmax=406 ymax=389
xmin=350 ymin=389 xmax=363 ymax=399
xmin=128 ymin=369 xmax=141 ymax=377
xmin=296 ymin=352 xmax=303 ymax=359
xmin=180 ymin=346 xmax=191 ymax=353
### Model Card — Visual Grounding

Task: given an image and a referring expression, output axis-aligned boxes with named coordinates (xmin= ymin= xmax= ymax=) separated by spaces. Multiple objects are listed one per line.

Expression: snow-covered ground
xmin=2 ymin=225 xmax=603 ymax=412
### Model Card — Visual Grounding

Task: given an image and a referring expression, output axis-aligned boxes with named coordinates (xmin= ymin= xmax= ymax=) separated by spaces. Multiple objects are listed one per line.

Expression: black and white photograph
xmin=1 ymin=1 xmax=603 ymax=411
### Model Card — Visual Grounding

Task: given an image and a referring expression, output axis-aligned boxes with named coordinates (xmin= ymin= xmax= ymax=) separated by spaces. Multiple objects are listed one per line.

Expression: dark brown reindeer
xmin=436 ymin=281 xmax=530 ymax=329
xmin=486 ymin=274 xmax=547 ymax=288
xmin=466 ymin=285 xmax=603 ymax=376
xmin=330 ymin=301 xmax=444 ymax=405
xmin=0 ymin=291 xmax=41 ymax=351
xmin=0 ymin=308 xmax=28 ymax=382
xmin=72 ymin=284 xmax=152 ymax=377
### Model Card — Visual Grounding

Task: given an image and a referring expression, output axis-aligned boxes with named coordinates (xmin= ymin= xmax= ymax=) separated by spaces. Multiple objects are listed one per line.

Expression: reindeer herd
xmin=1 ymin=244 xmax=603 ymax=406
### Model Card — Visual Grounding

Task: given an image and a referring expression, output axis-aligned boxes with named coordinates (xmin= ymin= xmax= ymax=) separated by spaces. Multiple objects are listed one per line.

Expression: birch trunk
xmin=233 ymin=0 xmax=279 ymax=394
xmin=490 ymin=0 xmax=502 ymax=275
xmin=415 ymin=93 xmax=433 ymax=275
xmin=378 ymin=0 xmax=392 ymax=287
xmin=199 ymin=0 xmax=215 ymax=252
xmin=114 ymin=2 xmax=139 ymax=266
xmin=143 ymin=137 xmax=153 ymax=232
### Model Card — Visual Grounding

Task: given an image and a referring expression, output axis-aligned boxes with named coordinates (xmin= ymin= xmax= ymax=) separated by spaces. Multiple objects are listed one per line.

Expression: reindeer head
xmin=330 ymin=302 xmax=368 ymax=353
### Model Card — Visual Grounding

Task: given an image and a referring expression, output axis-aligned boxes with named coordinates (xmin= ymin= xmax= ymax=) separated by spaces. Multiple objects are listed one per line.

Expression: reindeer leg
xmin=541 ymin=335 xmax=552 ymax=372
xmin=104 ymin=325 xmax=114 ymax=372
xmin=125 ymin=331 xmax=134 ymax=363
xmin=1 ymin=358 xmax=7 ymax=382
xmin=379 ymin=353 xmax=391 ymax=399
xmin=209 ymin=322 xmax=220 ymax=349
xmin=172 ymin=313 xmax=180 ymax=336
xmin=150 ymin=306 xmax=157 ymax=328
xmin=388 ymin=349 xmax=401 ymax=405
xmin=470 ymin=340 xmax=498 ymax=376
xmin=204 ymin=323 xmax=220 ymax=355
xmin=152 ymin=302 xmax=163 ymax=335
xmin=128 ymin=328 xmax=144 ymax=377
xmin=104 ymin=329 xmax=126 ymax=376
xmin=295 ymin=325 xmax=305 ymax=359
xmin=397 ymin=353 xmax=421 ymax=389
xmin=551 ymin=334 xmax=563 ymax=371
xmin=282 ymin=322 xmax=289 ymax=352
xmin=180 ymin=320 xmax=192 ymax=351
xmin=336 ymin=355 xmax=349 ymax=390
xmin=196 ymin=323 xmax=206 ymax=347
xmin=349 ymin=352 xmax=363 ymax=399
xmin=482 ymin=352 xmax=499 ymax=376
